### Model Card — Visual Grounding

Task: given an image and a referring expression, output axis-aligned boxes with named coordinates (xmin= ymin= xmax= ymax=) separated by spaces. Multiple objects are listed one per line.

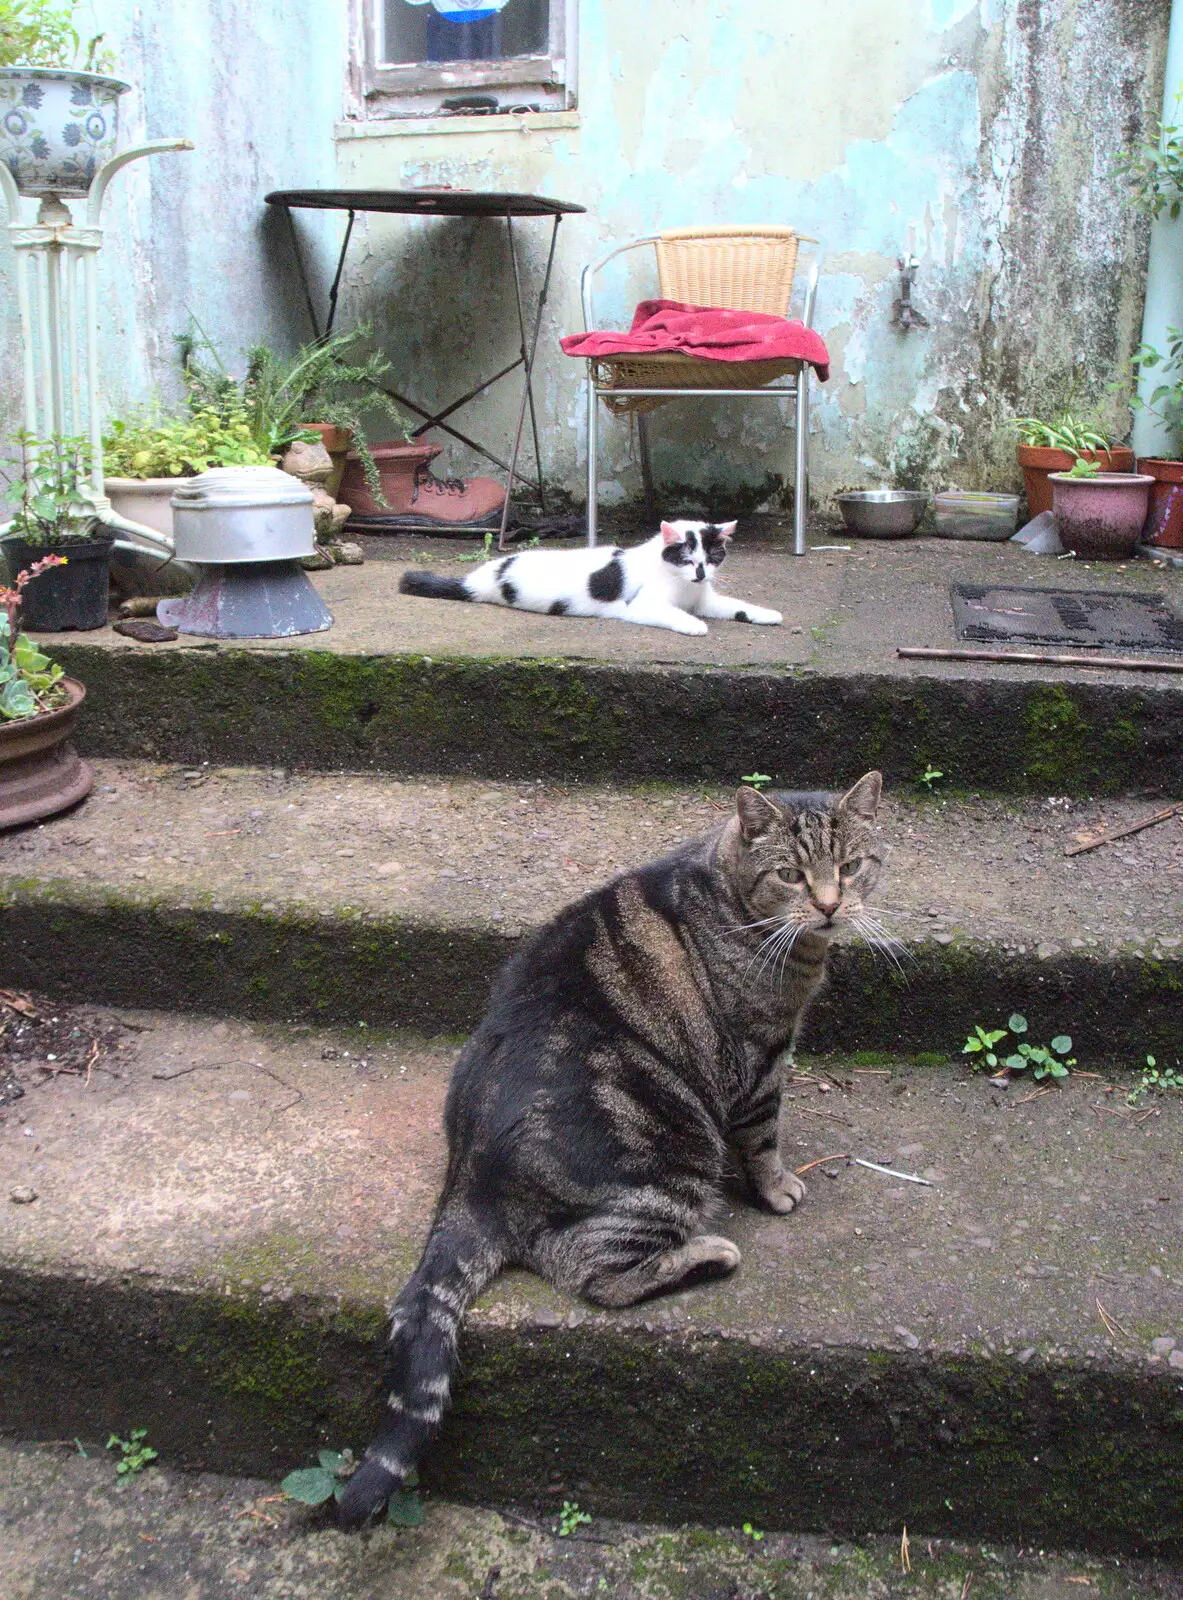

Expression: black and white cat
xmin=398 ymin=520 xmax=782 ymax=635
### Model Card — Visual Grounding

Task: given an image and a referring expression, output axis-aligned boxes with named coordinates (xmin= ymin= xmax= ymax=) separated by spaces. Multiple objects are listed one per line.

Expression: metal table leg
xmin=498 ymin=213 xmax=562 ymax=548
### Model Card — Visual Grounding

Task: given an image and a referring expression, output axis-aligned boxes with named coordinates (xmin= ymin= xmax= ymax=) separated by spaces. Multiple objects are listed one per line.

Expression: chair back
xmin=655 ymin=226 xmax=810 ymax=317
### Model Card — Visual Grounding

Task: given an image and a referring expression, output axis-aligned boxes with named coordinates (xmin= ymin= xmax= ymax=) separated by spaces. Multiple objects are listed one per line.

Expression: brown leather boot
xmin=341 ymin=440 xmax=507 ymax=529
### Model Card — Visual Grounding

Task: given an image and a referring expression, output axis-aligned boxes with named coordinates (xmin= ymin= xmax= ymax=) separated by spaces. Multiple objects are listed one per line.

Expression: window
xmin=357 ymin=0 xmax=575 ymax=116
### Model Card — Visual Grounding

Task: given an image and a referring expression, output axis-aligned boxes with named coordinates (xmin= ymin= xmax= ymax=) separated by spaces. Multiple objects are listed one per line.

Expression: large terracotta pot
xmin=0 ymin=68 xmax=129 ymax=197
xmin=1018 ymin=445 xmax=1135 ymax=518
xmin=338 ymin=440 xmax=442 ymax=516
xmin=1050 ymin=472 xmax=1154 ymax=561
xmin=1136 ymin=458 xmax=1183 ymax=550
xmin=300 ymin=423 xmax=353 ymax=500
xmin=0 ymin=678 xmax=92 ymax=830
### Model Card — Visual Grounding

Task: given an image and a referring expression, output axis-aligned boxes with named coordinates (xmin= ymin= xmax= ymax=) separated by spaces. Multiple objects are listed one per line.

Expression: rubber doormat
xmin=951 ymin=584 xmax=1183 ymax=652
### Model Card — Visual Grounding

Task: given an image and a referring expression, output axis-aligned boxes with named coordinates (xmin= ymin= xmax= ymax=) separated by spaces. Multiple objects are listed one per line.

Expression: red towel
xmin=561 ymin=297 xmax=829 ymax=381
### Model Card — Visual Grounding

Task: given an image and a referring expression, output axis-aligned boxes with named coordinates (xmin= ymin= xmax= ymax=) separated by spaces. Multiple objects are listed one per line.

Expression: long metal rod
xmin=499 ymin=212 xmax=561 ymax=546
xmin=793 ymin=365 xmax=809 ymax=557
xmin=897 ymin=646 xmax=1183 ymax=674
xmin=589 ymin=384 xmax=802 ymax=398
xmin=408 ymin=355 xmax=524 ymax=430
xmin=284 ymin=203 xmax=321 ymax=341
xmin=84 ymin=246 xmax=102 ymax=490
xmin=586 ymin=366 xmax=598 ymax=546
xmin=325 ymin=209 xmax=355 ymax=337
xmin=15 ymin=248 xmax=38 ymax=438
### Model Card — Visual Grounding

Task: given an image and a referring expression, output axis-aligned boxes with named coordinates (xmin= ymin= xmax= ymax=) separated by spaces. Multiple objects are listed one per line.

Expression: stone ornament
xmin=280 ymin=440 xmax=358 ymax=564
xmin=0 ymin=69 xmax=130 ymax=198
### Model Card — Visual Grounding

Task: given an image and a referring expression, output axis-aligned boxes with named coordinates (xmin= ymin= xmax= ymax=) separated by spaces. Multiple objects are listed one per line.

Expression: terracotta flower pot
xmin=1018 ymin=445 xmax=1135 ymax=518
xmin=338 ymin=440 xmax=442 ymax=516
xmin=300 ymin=423 xmax=353 ymax=500
xmin=1050 ymin=472 xmax=1154 ymax=561
xmin=1136 ymin=458 xmax=1183 ymax=550
xmin=0 ymin=678 xmax=92 ymax=831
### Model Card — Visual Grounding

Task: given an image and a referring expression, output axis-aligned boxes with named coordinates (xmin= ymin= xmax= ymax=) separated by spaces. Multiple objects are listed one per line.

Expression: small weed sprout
xmin=106 ymin=1429 xmax=157 ymax=1477
xmin=740 ymin=773 xmax=772 ymax=790
xmin=557 ymin=1500 xmax=593 ymax=1537
xmin=742 ymin=1521 xmax=764 ymax=1541
xmin=963 ymin=1014 xmax=1075 ymax=1080
xmin=282 ymin=1451 xmax=424 ymax=1525
xmin=1127 ymin=1055 xmax=1183 ymax=1105
xmin=918 ymin=763 xmax=945 ymax=792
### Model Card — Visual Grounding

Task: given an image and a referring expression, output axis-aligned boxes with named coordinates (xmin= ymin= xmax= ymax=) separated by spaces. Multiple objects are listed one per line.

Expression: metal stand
xmin=0 ymin=138 xmax=195 ymax=586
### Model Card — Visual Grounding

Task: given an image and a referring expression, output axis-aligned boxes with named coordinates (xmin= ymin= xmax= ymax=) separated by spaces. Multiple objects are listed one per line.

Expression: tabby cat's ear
xmin=838 ymin=771 xmax=882 ymax=819
xmin=660 ymin=521 xmax=681 ymax=546
xmin=736 ymin=786 xmax=780 ymax=842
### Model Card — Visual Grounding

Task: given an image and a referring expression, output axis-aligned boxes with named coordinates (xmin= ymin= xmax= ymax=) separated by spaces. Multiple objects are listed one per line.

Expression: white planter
xmin=171 ymin=467 xmax=316 ymax=563
xmin=105 ymin=475 xmax=194 ymax=539
xmin=0 ymin=68 xmax=129 ymax=197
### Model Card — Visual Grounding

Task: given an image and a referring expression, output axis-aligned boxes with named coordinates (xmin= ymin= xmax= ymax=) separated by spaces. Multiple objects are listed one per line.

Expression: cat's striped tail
xmin=337 ymin=1206 xmax=501 ymax=1529
xmin=398 ymin=570 xmax=473 ymax=602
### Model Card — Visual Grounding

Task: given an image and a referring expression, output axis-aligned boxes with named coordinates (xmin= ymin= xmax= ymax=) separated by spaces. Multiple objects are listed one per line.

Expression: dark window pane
xmin=381 ymin=0 xmax=549 ymax=66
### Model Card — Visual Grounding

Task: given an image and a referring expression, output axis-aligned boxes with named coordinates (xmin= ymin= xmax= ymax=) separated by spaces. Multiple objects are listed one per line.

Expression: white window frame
xmin=351 ymin=0 xmax=576 ymax=118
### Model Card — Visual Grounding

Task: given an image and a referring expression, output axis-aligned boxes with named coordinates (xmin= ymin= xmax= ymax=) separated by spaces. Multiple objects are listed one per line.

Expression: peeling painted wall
xmin=335 ymin=0 xmax=1171 ymax=511
xmin=1 ymin=0 xmax=344 ymax=441
xmin=1 ymin=1 xmax=1169 ymax=516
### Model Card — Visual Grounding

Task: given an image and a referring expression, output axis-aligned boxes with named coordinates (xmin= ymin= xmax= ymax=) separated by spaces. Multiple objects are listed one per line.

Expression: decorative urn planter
xmin=0 ymin=68 xmax=130 ymax=197
xmin=1049 ymin=472 xmax=1154 ymax=561
xmin=0 ymin=678 xmax=92 ymax=830
xmin=1018 ymin=445 xmax=1135 ymax=519
xmin=1135 ymin=458 xmax=1183 ymax=551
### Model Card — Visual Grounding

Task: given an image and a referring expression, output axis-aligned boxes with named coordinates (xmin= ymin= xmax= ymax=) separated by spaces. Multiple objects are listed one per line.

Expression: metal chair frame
xmin=579 ymin=231 xmax=822 ymax=553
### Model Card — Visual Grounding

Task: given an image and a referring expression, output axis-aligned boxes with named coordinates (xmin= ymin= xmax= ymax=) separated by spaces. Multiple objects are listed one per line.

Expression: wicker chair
xmin=578 ymin=226 xmax=821 ymax=553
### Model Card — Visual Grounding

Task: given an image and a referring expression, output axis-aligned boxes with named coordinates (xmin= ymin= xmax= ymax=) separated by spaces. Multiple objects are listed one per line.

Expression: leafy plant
xmin=1127 ymin=1054 xmax=1183 ymax=1105
xmin=918 ymin=763 xmax=944 ymax=792
xmin=106 ymin=1428 xmax=158 ymax=1477
xmin=963 ymin=1013 xmax=1075 ymax=1080
xmin=1116 ymin=88 xmax=1183 ymax=219
xmin=742 ymin=1521 xmax=764 ymax=1541
xmin=176 ymin=323 xmax=412 ymax=495
xmin=281 ymin=1451 xmax=424 ymax=1526
xmin=1009 ymin=412 xmax=1111 ymax=455
xmin=1129 ymin=328 xmax=1183 ymax=458
xmin=102 ymin=407 xmax=270 ymax=479
xmin=0 ymin=0 xmax=111 ymax=70
xmin=741 ymin=772 xmax=772 ymax=790
xmin=557 ymin=1500 xmax=593 ymax=1537
xmin=0 ymin=554 xmax=68 ymax=719
xmin=1065 ymin=456 xmax=1100 ymax=480
xmin=2 ymin=431 xmax=99 ymax=545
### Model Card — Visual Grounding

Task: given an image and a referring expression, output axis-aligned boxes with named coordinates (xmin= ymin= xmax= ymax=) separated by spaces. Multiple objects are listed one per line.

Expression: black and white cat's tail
xmin=399 ymin=570 xmax=473 ymax=602
xmin=336 ymin=1206 xmax=501 ymax=1529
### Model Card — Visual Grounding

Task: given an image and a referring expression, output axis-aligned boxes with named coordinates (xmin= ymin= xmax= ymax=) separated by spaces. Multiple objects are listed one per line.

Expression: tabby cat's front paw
xmin=761 ymin=1169 xmax=806 ymax=1214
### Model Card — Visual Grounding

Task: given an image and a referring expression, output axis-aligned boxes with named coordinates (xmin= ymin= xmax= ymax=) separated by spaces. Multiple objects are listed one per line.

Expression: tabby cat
xmin=338 ymin=773 xmax=884 ymax=1527
xmin=398 ymin=519 xmax=782 ymax=635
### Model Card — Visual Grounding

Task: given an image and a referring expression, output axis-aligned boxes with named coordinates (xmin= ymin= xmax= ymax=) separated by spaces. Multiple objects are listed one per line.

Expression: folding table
xmin=264 ymin=188 xmax=585 ymax=542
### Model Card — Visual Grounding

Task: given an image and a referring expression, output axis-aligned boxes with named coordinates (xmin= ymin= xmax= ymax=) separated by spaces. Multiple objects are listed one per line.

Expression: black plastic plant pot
xmin=4 ymin=535 xmax=114 ymax=631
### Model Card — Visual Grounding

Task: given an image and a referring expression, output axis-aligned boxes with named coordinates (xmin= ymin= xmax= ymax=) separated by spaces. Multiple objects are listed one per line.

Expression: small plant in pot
xmin=0 ymin=552 xmax=93 ymax=827
xmin=1009 ymin=410 xmax=1133 ymax=519
xmin=0 ymin=0 xmax=125 ymax=199
xmin=1128 ymin=328 xmax=1183 ymax=551
xmin=1 ymin=431 xmax=112 ymax=629
xmin=102 ymin=405 xmax=272 ymax=539
xmin=1049 ymin=455 xmax=1155 ymax=562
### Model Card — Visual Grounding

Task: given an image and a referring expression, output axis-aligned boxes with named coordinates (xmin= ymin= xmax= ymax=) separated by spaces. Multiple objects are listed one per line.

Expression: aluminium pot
xmin=4 ymin=534 xmax=113 ymax=630
xmin=170 ymin=466 xmax=316 ymax=563
xmin=0 ymin=677 xmax=92 ymax=830
xmin=1017 ymin=445 xmax=1135 ymax=519
xmin=1049 ymin=472 xmax=1154 ymax=561
xmin=0 ymin=68 xmax=129 ymax=197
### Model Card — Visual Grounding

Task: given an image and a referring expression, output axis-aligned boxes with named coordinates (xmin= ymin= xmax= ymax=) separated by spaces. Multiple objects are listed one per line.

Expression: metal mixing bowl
xmin=835 ymin=489 xmax=929 ymax=538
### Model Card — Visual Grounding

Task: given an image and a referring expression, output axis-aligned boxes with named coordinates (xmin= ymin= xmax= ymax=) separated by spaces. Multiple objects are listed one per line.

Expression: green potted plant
xmin=176 ymin=323 xmax=415 ymax=503
xmin=0 ymin=0 xmax=126 ymax=199
xmin=1009 ymin=410 xmax=1134 ymax=518
xmin=102 ymin=405 xmax=272 ymax=538
xmin=1 ymin=431 xmax=111 ymax=628
xmin=1049 ymin=454 xmax=1154 ymax=561
xmin=0 ymin=551 xmax=92 ymax=827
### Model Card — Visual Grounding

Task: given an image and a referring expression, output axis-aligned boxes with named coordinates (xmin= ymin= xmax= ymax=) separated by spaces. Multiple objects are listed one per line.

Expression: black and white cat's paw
xmin=738 ymin=604 xmax=782 ymax=626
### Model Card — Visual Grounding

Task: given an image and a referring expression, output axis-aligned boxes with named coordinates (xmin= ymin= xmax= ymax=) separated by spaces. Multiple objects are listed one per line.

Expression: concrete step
xmin=3 ymin=1441 xmax=1178 ymax=1600
xmin=0 ymin=1005 xmax=1179 ymax=1555
xmin=2 ymin=760 xmax=1181 ymax=1056
xmin=46 ymin=536 xmax=1183 ymax=794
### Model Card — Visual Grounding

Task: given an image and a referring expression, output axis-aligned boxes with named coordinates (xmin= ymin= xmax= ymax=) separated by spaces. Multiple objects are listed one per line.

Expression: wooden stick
xmin=897 ymin=646 xmax=1183 ymax=674
xmin=1064 ymin=804 xmax=1181 ymax=856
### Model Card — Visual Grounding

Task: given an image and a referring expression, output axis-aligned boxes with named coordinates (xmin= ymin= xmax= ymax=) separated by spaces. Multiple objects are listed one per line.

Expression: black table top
xmin=265 ymin=188 xmax=585 ymax=218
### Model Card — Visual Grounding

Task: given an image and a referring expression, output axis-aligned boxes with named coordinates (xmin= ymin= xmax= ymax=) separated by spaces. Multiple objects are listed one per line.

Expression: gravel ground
xmin=1 ymin=1440 xmax=1178 ymax=1600
xmin=2 ymin=761 xmax=1180 ymax=954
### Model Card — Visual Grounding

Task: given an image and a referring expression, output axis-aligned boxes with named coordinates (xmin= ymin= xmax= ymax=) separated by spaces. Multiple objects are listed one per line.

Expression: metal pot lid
xmin=170 ymin=467 xmax=313 ymax=510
